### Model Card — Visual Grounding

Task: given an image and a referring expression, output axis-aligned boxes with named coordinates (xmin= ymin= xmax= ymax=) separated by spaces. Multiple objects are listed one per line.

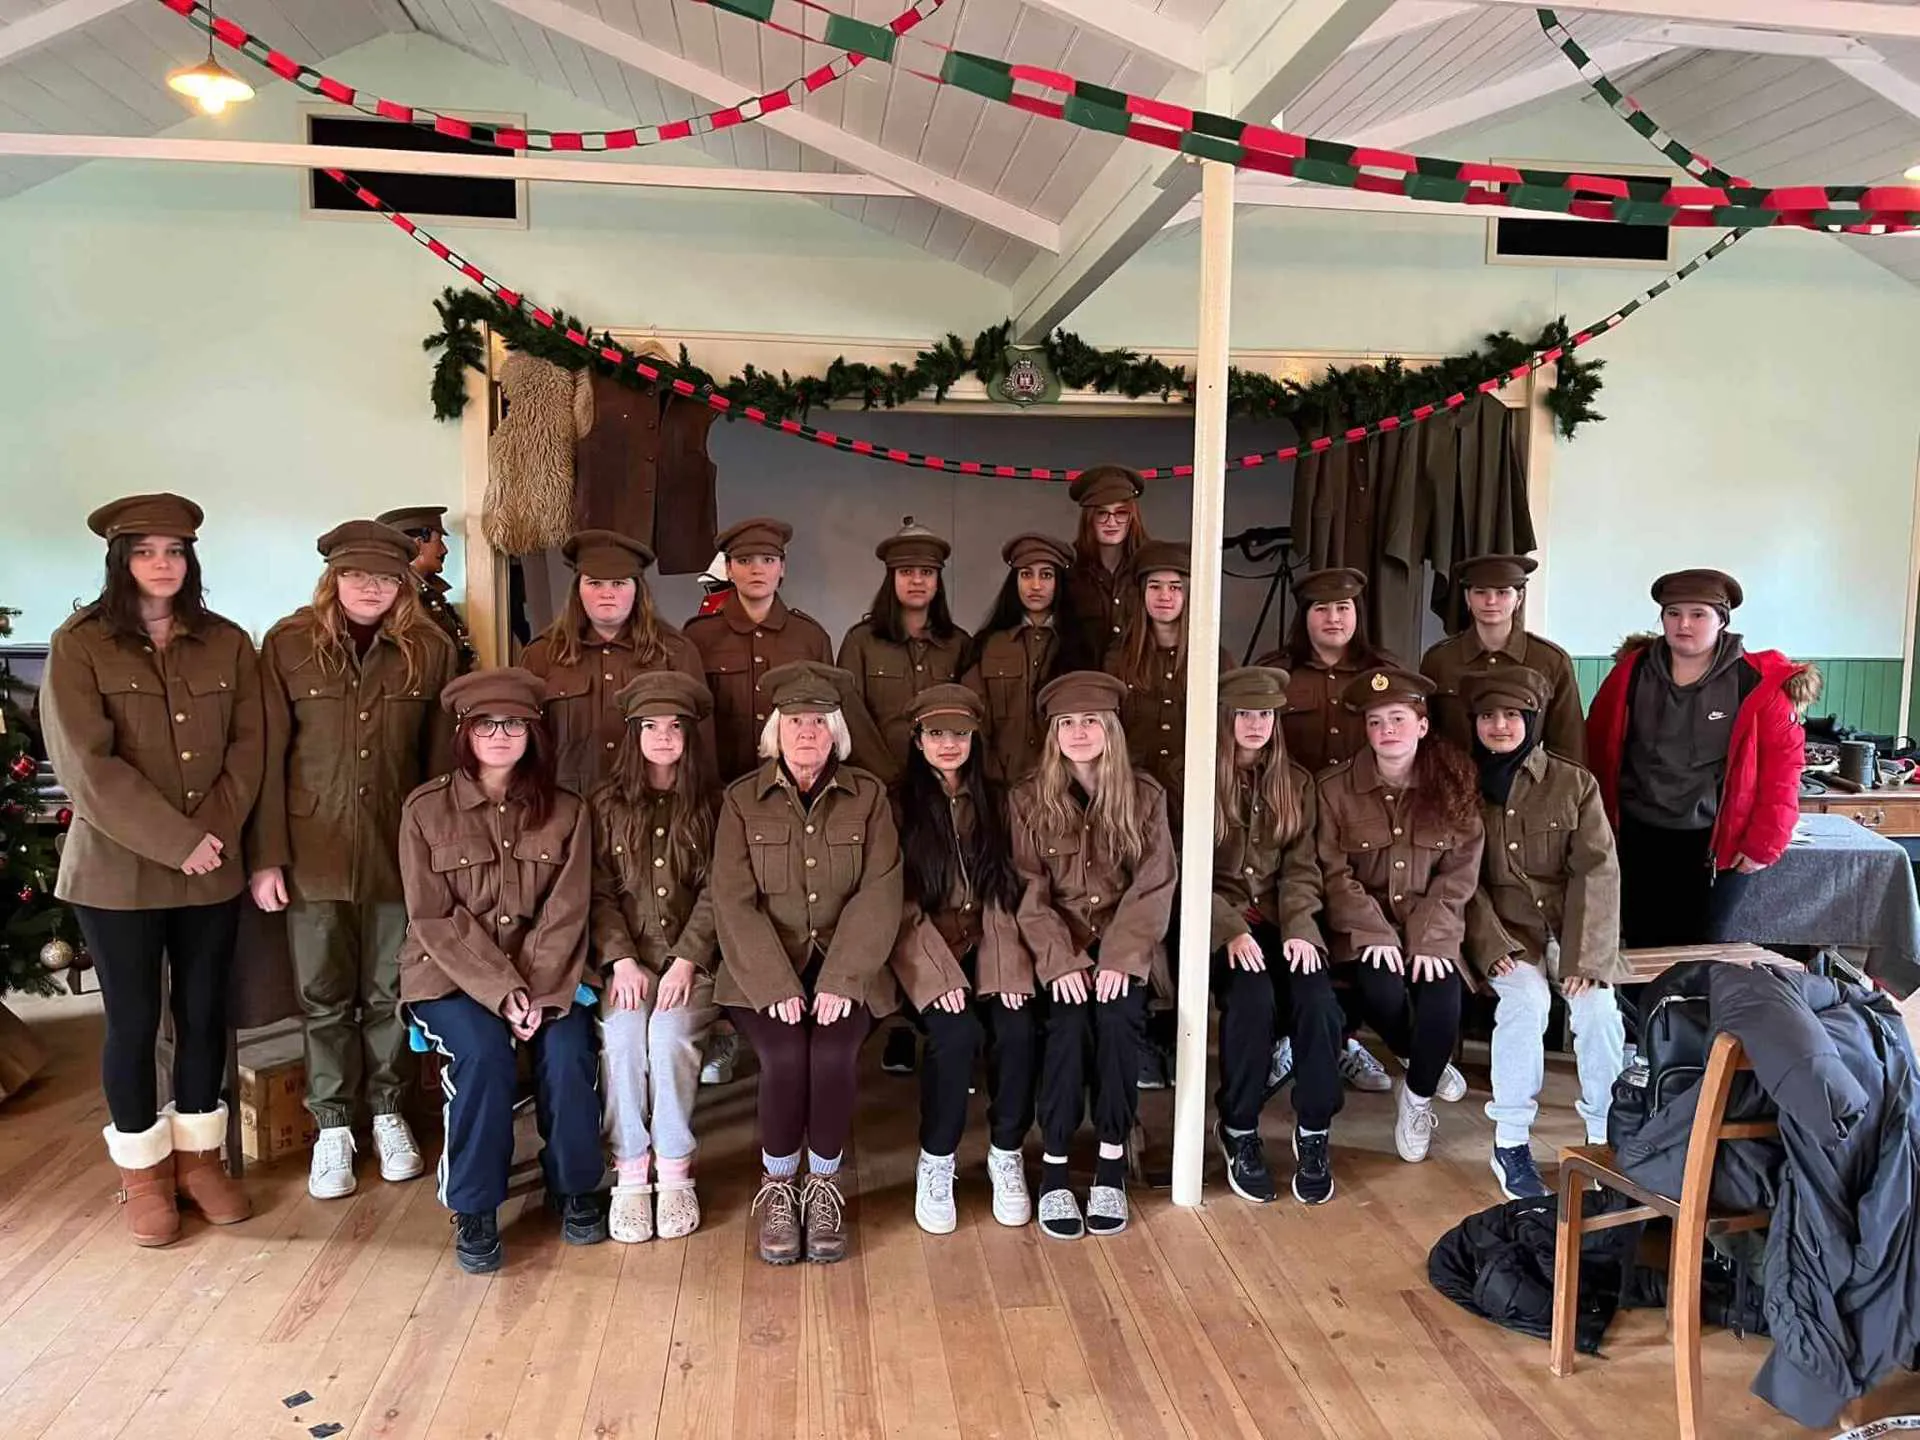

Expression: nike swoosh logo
xmin=1708 ymin=711 xmax=1728 ymax=721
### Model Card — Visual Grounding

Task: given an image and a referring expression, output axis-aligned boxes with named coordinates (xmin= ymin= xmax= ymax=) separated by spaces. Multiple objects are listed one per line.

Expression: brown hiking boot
xmin=802 ymin=1173 xmax=848 ymax=1264
xmin=168 ymin=1104 xmax=251 ymax=1225
xmin=104 ymin=1118 xmax=179 ymax=1248
xmin=752 ymin=1174 xmax=802 ymax=1265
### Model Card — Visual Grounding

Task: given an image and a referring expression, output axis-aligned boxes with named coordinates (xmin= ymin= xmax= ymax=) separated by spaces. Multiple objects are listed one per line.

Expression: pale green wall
xmin=3 ymin=32 xmax=1917 ymax=710
xmin=1071 ymin=98 xmax=1920 ymax=665
xmin=0 ymin=34 xmax=1010 ymax=645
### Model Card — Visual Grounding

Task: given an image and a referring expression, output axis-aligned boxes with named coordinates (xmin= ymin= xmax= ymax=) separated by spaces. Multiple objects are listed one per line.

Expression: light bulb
xmin=167 ymin=57 xmax=254 ymax=114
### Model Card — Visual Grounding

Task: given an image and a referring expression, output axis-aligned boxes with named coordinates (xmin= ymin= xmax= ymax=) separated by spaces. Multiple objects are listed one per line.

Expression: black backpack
xmin=1607 ymin=962 xmax=1714 ymax=1151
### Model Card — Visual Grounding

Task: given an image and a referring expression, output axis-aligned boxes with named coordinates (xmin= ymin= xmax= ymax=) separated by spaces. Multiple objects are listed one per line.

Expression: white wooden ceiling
xmin=2 ymin=0 xmax=1919 ymax=295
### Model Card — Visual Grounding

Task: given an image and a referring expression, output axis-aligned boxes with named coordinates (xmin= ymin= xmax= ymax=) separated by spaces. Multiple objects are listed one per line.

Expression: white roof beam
xmin=0 ymin=0 xmax=139 ymax=67
xmin=1014 ymin=0 xmax=1206 ymax=72
xmin=489 ymin=0 xmax=1059 ymax=251
xmin=0 ymin=131 xmax=917 ymax=196
xmin=1639 ymin=22 xmax=1879 ymax=58
xmin=1170 ymin=176 xmax=1612 ymax=222
xmin=1009 ymin=0 xmax=1397 ymax=338
xmin=1352 ymin=1 xmax=1480 ymax=49
xmin=1475 ymin=0 xmax=1920 ymax=43
xmin=1831 ymin=56 xmax=1920 ymax=124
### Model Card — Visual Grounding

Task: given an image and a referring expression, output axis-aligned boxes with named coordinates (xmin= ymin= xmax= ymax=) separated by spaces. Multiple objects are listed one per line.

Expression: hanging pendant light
xmin=168 ymin=6 xmax=253 ymax=115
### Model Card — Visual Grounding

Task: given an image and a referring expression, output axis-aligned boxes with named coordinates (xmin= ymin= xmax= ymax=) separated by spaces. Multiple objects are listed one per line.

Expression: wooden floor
xmin=3 ymin=993 xmax=1916 ymax=1440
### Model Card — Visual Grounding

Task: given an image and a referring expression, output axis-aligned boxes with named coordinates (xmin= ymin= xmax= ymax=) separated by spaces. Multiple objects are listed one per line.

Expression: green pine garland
xmin=423 ymin=287 xmax=1604 ymax=440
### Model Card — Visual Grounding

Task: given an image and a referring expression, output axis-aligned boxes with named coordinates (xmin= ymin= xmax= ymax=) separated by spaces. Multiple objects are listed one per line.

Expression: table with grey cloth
xmin=1721 ymin=812 xmax=1920 ymax=998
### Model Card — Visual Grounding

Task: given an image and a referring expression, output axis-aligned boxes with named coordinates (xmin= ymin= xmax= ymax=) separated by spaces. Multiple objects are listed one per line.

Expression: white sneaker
xmin=1394 ymin=1082 xmax=1438 ymax=1163
xmin=1266 ymin=1037 xmax=1294 ymax=1092
xmin=699 ymin=1032 xmax=737 ymax=1086
xmin=1394 ymin=1056 xmax=1468 ymax=1102
xmin=309 ymin=1126 xmax=357 ymax=1199
xmin=609 ymin=1183 xmax=654 ymax=1243
xmin=986 ymin=1146 xmax=1031 ymax=1227
xmin=1338 ymin=1039 xmax=1392 ymax=1093
xmin=372 ymin=1114 xmax=424 ymax=1182
xmin=915 ymin=1152 xmax=958 ymax=1235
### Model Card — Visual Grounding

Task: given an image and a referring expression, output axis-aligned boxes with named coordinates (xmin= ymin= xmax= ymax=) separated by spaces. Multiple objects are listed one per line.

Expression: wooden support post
xmin=1170 ymin=144 xmax=1235 ymax=1208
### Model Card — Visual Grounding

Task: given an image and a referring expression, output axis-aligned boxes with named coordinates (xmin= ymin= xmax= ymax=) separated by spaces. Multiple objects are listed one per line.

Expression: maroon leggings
xmin=728 ymin=1004 xmax=875 ymax=1160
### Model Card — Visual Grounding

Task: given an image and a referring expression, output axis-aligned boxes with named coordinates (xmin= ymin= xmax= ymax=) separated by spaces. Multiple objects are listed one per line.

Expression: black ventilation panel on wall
xmin=307 ymin=114 xmax=519 ymax=221
xmin=1490 ymin=171 xmax=1672 ymax=265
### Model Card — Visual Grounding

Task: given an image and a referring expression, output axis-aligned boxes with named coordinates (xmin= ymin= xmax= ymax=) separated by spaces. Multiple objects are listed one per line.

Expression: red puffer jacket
xmin=1586 ymin=636 xmax=1815 ymax=870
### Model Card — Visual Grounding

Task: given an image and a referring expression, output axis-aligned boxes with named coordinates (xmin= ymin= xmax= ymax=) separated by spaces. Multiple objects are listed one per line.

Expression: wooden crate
xmin=237 ymin=1031 xmax=317 ymax=1163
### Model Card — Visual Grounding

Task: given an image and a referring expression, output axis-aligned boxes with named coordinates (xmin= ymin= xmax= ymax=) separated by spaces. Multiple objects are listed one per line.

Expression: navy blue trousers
xmin=410 ymin=994 xmax=603 ymax=1214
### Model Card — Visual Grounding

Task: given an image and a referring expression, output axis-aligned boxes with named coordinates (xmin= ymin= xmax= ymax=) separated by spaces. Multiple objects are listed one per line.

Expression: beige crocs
xmin=655 ymin=1180 xmax=701 ymax=1240
xmin=609 ymin=1183 xmax=654 ymax=1243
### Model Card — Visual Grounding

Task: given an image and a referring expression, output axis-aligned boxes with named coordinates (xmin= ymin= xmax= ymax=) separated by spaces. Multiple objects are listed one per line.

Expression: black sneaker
xmin=1291 ymin=1128 xmax=1334 ymax=1206
xmin=453 ymin=1210 xmax=503 ymax=1273
xmin=1215 ymin=1122 xmax=1277 ymax=1204
xmin=556 ymin=1191 xmax=609 ymax=1245
xmin=1136 ymin=1045 xmax=1171 ymax=1091
xmin=882 ymin=1027 xmax=918 ymax=1076
xmin=1491 ymin=1144 xmax=1551 ymax=1200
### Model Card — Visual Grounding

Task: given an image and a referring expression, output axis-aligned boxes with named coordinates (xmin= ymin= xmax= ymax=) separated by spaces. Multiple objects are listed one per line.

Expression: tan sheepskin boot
xmin=166 ymin=1103 xmax=251 ymax=1225
xmin=103 ymin=1116 xmax=179 ymax=1248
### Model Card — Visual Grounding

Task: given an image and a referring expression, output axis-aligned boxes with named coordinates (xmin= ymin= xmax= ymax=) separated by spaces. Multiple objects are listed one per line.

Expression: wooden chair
xmin=1549 ymin=1031 xmax=1777 ymax=1439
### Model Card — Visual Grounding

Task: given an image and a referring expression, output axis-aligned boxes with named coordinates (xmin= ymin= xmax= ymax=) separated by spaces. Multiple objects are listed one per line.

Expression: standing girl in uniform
xmin=398 ymin=668 xmax=601 ymax=1274
xmin=42 ymin=493 xmax=263 ymax=1245
xmin=519 ymin=529 xmax=710 ymax=795
xmin=961 ymin=533 xmax=1088 ymax=785
xmin=589 ymin=672 xmax=720 ymax=1242
xmin=1316 ymin=667 xmax=1481 ymax=1172
xmin=892 ymin=685 xmax=1037 ymax=1234
xmin=248 ymin=519 xmax=457 ymax=1201
xmin=1207 ymin=667 xmax=1342 ymax=1205
xmin=1011 ymin=672 xmax=1175 ymax=1241
xmin=1066 ymin=466 xmax=1150 ymax=662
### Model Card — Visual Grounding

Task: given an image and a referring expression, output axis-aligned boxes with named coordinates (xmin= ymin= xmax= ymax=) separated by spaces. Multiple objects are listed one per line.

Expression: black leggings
xmin=76 ymin=898 xmax=241 ymax=1132
xmin=1344 ymin=959 xmax=1462 ymax=1100
xmin=1212 ymin=927 xmax=1348 ymax=1132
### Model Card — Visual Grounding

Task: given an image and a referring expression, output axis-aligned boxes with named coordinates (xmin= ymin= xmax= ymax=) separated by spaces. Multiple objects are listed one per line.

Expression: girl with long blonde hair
xmin=588 ymin=671 xmax=720 ymax=1243
xmin=1009 ymin=671 xmax=1174 ymax=1242
xmin=247 ymin=520 xmax=459 ymax=1203
xmin=1206 ymin=667 xmax=1342 ymax=1207
xmin=519 ymin=529 xmax=712 ymax=795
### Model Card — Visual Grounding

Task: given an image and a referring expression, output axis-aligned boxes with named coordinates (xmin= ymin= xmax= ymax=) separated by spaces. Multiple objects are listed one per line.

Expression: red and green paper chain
xmin=329 ymin=167 xmax=1737 ymax=481
xmin=153 ymin=0 xmax=945 ymax=152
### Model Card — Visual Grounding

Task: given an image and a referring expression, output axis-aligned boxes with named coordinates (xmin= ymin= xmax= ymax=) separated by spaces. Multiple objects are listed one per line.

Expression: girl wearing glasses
xmin=398 ymin=668 xmax=601 ymax=1274
xmin=245 ymin=521 xmax=458 ymax=1203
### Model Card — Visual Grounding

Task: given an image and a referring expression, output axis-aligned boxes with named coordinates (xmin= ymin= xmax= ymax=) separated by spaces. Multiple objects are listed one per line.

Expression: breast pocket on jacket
xmin=705 ymin=655 xmax=755 ymax=719
xmin=382 ymin=691 xmax=432 ymax=758
xmin=826 ymin=820 xmax=867 ymax=892
xmin=1521 ymin=812 xmax=1573 ymax=876
xmin=745 ymin=819 xmax=791 ymax=896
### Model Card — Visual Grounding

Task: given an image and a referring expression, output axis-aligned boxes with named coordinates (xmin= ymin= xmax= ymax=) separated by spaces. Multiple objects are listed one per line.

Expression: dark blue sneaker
xmin=1491 ymin=1144 xmax=1550 ymax=1200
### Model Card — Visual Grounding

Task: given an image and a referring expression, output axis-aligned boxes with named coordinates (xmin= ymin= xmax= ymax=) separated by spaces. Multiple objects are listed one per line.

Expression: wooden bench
xmin=1616 ymin=942 xmax=1786 ymax=983
xmin=1549 ymin=1031 xmax=1777 ymax=1438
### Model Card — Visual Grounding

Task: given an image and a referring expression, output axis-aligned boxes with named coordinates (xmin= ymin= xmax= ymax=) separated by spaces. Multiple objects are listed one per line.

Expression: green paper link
xmin=1178 ymin=131 xmax=1243 ymax=164
xmin=708 ymin=0 xmax=775 ymax=18
xmin=941 ymin=50 xmax=1014 ymax=102
xmin=1063 ymin=94 xmax=1131 ymax=137
xmin=1407 ymin=173 xmax=1471 ymax=204
xmin=822 ymin=13 xmax=897 ymax=61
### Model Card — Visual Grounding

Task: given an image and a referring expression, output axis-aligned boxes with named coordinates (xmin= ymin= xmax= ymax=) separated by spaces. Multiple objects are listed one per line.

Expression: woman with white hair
xmin=711 ymin=661 xmax=903 ymax=1266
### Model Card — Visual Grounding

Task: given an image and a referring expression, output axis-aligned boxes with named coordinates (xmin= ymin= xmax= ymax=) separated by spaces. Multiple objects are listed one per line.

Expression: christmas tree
xmin=0 ymin=606 xmax=76 ymax=997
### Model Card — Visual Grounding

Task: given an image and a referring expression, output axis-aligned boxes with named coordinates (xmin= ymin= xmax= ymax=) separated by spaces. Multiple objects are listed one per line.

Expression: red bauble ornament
xmin=16 ymin=885 xmax=34 ymax=904
xmin=7 ymin=753 xmax=34 ymax=781
xmin=55 ymin=807 xmax=72 ymax=828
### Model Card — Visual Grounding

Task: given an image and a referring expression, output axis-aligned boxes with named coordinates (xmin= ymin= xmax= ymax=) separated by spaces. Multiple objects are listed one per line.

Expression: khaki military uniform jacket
xmin=1010 ymin=771 xmax=1176 ymax=992
xmin=586 ymin=789 xmax=718 ymax=977
xmin=519 ymin=625 xmax=714 ymax=794
xmin=419 ymin=574 xmax=475 ymax=671
xmin=246 ymin=617 xmax=457 ymax=904
xmin=396 ymin=771 xmax=591 ymax=1015
xmin=1068 ymin=560 xmax=1131 ymax=663
xmin=963 ymin=623 xmax=1057 ymax=784
xmin=1104 ymin=641 xmax=1233 ymax=826
xmin=683 ymin=596 xmax=834 ymax=782
xmin=1465 ymin=747 xmax=1627 ymax=985
xmin=836 ymin=621 xmax=971 ymax=785
xmin=1256 ymin=649 xmax=1379 ymax=775
xmin=1420 ymin=626 xmax=1585 ymax=762
xmin=1211 ymin=763 xmax=1325 ymax=954
xmin=889 ymin=790 xmax=1033 ymax=1008
xmin=43 ymin=609 xmax=266 ymax=911
xmin=1315 ymin=749 xmax=1484 ymax=963
xmin=711 ymin=761 xmax=903 ymax=1015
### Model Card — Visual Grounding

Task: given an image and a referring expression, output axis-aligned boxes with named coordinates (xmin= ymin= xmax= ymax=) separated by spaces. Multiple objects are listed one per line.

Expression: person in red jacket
xmin=1586 ymin=569 xmax=1815 ymax=948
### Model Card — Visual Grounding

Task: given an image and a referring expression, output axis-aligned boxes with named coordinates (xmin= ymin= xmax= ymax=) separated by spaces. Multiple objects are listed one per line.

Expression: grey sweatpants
xmin=598 ymin=975 xmax=719 ymax=1163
